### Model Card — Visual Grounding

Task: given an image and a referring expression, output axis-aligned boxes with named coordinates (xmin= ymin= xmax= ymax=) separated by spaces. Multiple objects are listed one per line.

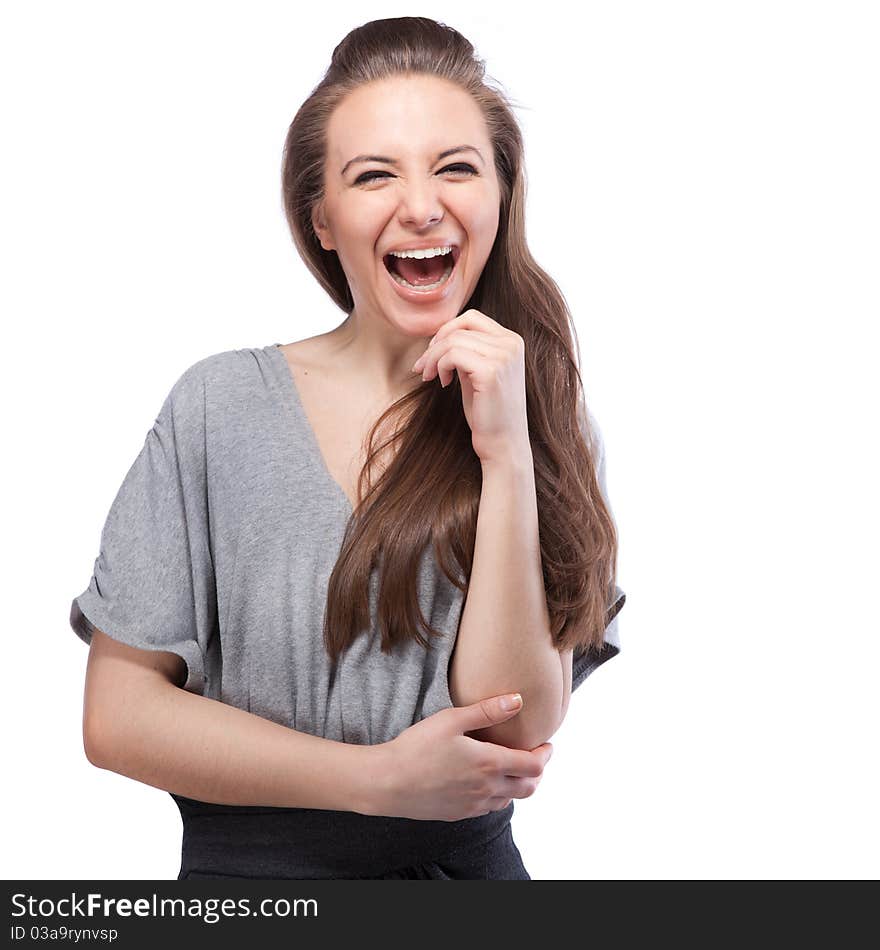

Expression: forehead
xmin=326 ymin=76 xmax=490 ymax=163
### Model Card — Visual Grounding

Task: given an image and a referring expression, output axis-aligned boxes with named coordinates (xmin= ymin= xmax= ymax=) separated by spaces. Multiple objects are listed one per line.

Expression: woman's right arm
xmin=82 ymin=630 xmax=381 ymax=814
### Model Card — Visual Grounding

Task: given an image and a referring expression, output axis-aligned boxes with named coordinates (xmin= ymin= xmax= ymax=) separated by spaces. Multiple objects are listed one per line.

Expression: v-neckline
xmin=268 ymin=343 xmax=356 ymax=515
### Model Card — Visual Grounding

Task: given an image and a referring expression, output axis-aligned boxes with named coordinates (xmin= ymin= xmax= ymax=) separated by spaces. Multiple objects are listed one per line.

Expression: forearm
xmin=86 ymin=680 xmax=384 ymax=814
xmin=450 ymin=452 xmax=564 ymax=750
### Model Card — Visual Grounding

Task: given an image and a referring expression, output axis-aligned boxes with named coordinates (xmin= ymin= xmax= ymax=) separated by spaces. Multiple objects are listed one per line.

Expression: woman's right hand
xmin=369 ymin=694 xmax=554 ymax=821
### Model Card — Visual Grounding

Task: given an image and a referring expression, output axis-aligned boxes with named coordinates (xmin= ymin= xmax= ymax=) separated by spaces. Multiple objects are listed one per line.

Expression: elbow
xmin=558 ymin=686 xmax=572 ymax=727
xmin=83 ymin=722 xmax=106 ymax=768
xmin=507 ymin=683 xmax=566 ymax=750
xmin=513 ymin=694 xmax=566 ymax=749
xmin=515 ymin=718 xmax=563 ymax=751
xmin=471 ymin=710 xmax=562 ymax=751
xmin=82 ymin=707 xmax=117 ymax=770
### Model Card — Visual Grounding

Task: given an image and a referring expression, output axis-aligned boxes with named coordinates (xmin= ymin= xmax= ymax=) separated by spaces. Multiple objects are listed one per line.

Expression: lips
xmin=381 ymin=244 xmax=461 ymax=302
xmin=381 ymin=245 xmax=461 ymax=273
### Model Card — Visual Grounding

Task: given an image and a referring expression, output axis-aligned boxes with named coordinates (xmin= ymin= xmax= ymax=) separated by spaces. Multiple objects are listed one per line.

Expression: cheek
xmin=468 ymin=203 xmax=501 ymax=253
xmin=339 ymin=229 xmax=384 ymax=272
xmin=335 ymin=195 xmax=392 ymax=246
xmin=459 ymin=185 xmax=500 ymax=234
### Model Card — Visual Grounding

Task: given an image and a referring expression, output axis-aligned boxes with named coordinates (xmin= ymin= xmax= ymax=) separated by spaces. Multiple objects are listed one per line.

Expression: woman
xmin=70 ymin=16 xmax=626 ymax=880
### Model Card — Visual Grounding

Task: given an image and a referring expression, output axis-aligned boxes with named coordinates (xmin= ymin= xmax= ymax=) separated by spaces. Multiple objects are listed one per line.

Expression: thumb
xmin=453 ymin=693 xmax=523 ymax=733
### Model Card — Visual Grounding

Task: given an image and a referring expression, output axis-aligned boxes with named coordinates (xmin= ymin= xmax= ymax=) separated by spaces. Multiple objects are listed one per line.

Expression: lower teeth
xmin=390 ymin=260 xmax=453 ymax=291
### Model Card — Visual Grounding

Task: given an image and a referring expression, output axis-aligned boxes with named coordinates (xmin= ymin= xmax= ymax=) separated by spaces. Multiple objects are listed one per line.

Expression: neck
xmin=327 ymin=307 xmax=429 ymax=400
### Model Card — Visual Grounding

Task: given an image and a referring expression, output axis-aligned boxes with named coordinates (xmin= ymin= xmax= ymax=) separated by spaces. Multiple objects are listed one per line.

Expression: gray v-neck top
xmin=69 ymin=343 xmax=625 ymax=745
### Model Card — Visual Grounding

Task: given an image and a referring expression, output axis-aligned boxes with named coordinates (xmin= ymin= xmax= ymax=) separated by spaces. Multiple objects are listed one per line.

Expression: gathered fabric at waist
xmin=171 ymin=794 xmax=518 ymax=880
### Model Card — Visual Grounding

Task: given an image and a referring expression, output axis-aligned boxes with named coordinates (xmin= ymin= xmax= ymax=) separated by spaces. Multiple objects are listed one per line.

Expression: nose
xmin=396 ymin=178 xmax=444 ymax=230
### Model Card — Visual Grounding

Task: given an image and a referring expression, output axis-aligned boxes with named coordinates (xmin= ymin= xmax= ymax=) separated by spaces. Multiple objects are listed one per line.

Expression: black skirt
xmin=172 ymin=794 xmax=530 ymax=880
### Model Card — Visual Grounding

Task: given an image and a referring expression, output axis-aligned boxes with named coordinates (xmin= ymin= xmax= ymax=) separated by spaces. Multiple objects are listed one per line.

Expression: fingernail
xmin=500 ymin=693 xmax=522 ymax=711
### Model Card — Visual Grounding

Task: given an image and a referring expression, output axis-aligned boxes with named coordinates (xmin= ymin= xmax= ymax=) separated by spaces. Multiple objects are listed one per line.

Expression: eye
xmin=355 ymin=170 xmax=392 ymax=184
xmin=354 ymin=163 xmax=479 ymax=185
xmin=440 ymin=163 xmax=478 ymax=176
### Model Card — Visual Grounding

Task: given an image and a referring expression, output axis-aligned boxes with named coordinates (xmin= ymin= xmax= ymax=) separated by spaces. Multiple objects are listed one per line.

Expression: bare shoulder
xmin=277 ymin=334 xmax=333 ymax=373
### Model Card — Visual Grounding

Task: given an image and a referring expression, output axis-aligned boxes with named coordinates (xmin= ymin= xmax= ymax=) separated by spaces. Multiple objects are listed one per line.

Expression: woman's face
xmin=313 ymin=75 xmax=502 ymax=339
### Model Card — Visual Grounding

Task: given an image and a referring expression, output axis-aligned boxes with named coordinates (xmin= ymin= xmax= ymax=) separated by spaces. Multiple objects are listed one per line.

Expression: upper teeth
xmin=389 ymin=245 xmax=453 ymax=259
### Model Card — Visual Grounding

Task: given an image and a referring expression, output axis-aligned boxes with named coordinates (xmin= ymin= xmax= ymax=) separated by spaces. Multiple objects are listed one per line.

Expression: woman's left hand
xmin=411 ymin=309 xmax=530 ymax=466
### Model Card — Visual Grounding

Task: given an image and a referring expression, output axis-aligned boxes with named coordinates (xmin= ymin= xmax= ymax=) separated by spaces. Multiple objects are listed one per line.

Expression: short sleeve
xmin=69 ymin=364 xmax=216 ymax=694
xmin=570 ymin=404 xmax=627 ymax=692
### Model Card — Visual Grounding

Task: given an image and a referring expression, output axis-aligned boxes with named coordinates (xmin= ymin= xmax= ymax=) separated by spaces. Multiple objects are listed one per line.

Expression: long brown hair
xmin=280 ymin=16 xmax=620 ymax=664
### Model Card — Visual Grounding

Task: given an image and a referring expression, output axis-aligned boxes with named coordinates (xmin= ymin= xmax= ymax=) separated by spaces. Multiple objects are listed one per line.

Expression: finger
xmin=433 ymin=344 xmax=505 ymax=388
xmin=497 ymin=775 xmax=541 ymax=800
xmin=496 ymin=744 xmax=553 ymax=779
xmin=454 ymin=693 xmax=525 ymax=734
xmin=413 ymin=330 xmax=503 ymax=377
xmin=420 ymin=339 xmax=503 ymax=386
xmin=430 ymin=326 xmax=503 ymax=351
xmin=431 ymin=310 xmax=505 ymax=346
xmin=428 ymin=319 xmax=521 ymax=371
xmin=534 ymin=742 xmax=554 ymax=762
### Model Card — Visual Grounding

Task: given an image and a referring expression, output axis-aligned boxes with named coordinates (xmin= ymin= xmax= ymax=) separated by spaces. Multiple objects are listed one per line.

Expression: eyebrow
xmin=341 ymin=145 xmax=484 ymax=177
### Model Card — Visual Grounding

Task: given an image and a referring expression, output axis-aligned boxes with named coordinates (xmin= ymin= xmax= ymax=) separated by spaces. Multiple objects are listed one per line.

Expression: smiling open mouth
xmin=383 ymin=246 xmax=459 ymax=291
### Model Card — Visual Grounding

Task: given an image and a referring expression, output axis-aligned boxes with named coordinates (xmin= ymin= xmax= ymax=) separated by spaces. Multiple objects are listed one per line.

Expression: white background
xmin=2 ymin=0 xmax=877 ymax=880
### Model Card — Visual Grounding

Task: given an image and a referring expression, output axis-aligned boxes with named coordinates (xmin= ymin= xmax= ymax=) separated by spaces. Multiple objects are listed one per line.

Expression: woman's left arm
xmin=450 ymin=451 xmax=569 ymax=751
xmin=411 ymin=310 xmax=570 ymax=751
